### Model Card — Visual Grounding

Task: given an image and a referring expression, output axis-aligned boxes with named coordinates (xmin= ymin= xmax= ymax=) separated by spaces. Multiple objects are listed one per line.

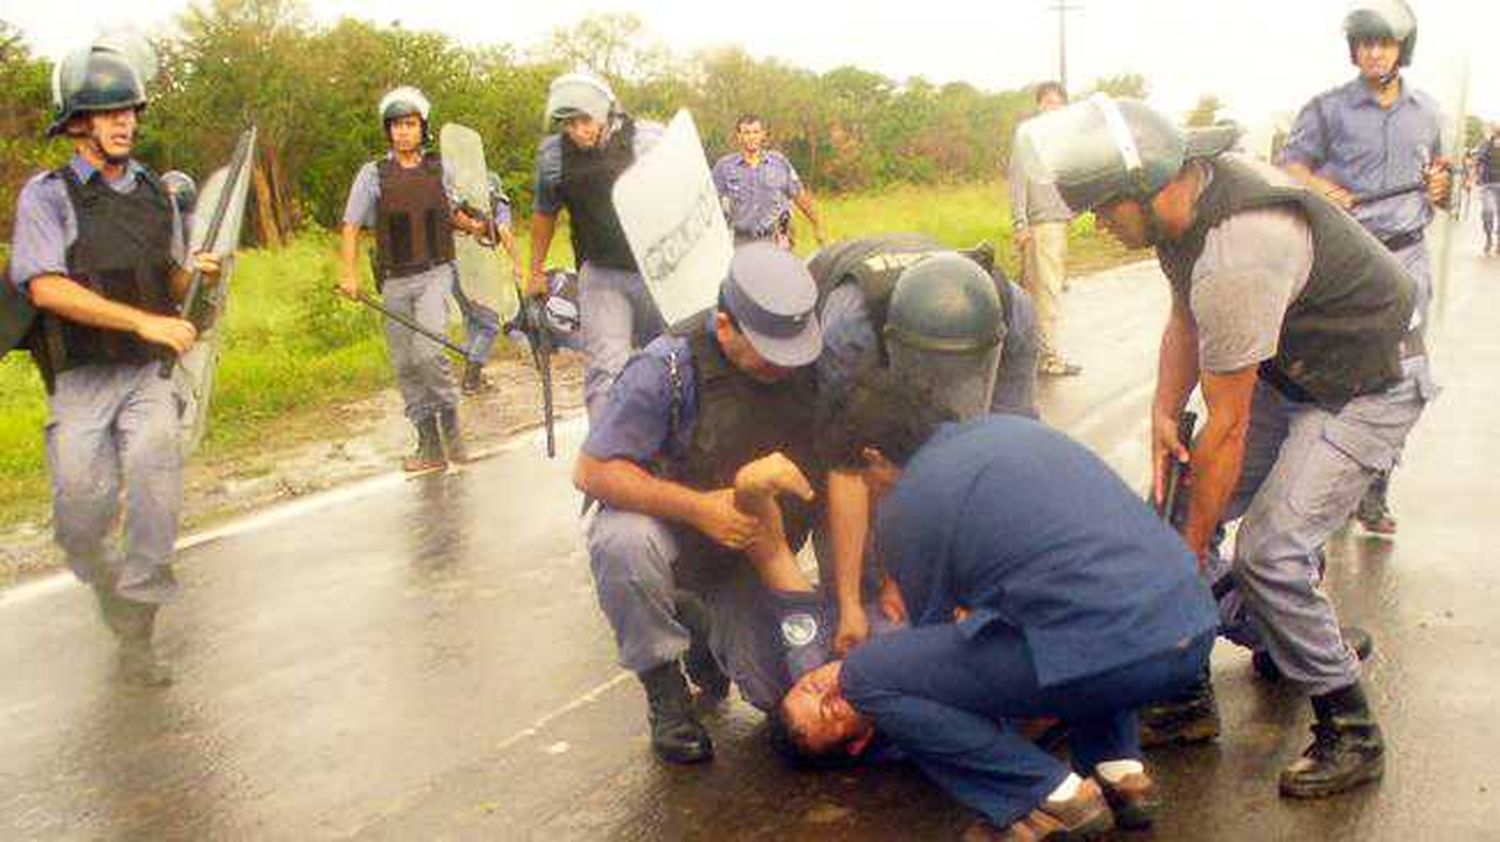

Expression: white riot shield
xmin=440 ymin=123 xmax=518 ymax=324
xmin=174 ymin=127 xmax=255 ymax=457
xmin=612 ymin=109 xmax=734 ymax=326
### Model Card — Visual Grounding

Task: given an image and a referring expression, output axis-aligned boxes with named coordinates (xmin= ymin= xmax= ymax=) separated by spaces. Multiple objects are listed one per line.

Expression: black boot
xmin=89 ymin=570 xmax=127 ymax=639
xmin=1139 ymin=671 xmax=1220 ymax=748
xmin=403 ymin=416 xmax=446 ymax=473
xmin=674 ymin=591 xmax=729 ymax=703
xmin=116 ymin=599 xmax=172 ymax=688
xmin=639 ymin=661 xmax=714 ymax=764
xmin=1280 ymin=683 xmax=1385 ymax=798
xmin=438 ymin=408 xmax=469 ymax=464
xmin=1254 ymin=626 xmax=1374 ymax=682
xmin=461 ymin=361 xmax=491 ymax=395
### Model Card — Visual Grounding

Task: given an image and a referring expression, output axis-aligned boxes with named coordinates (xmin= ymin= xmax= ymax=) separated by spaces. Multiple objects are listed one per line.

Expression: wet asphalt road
xmin=4 ymin=238 xmax=1499 ymax=841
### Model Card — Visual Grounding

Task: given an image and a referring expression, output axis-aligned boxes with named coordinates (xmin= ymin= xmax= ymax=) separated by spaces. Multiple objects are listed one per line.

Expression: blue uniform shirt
xmin=1280 ymin=76 xmax=1444 ymax=240
xmin=532 ymin=118 xmax=665 ymax=217
xmin=871 ymin=416 xmax=1217 ymax=688
xmin=816 ymin=280 xmax=1041 ymax=419
xmin=711 ymin=150 xmax=804 ymax=237
xmin=9 ymin=155 xmax=185 ymax=294
xmin=582 ymin=331 xmax=700 ymax=467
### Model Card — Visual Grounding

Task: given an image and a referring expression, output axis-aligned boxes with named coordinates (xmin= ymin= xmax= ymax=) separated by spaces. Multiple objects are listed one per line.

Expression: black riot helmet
xmin=48 ymin=47 xmax=148 ymax=137
xmin=884 ymin=252 xmax=1006 ymax=420
xmin=1344 ymin=0 xmax=1417 ymax=69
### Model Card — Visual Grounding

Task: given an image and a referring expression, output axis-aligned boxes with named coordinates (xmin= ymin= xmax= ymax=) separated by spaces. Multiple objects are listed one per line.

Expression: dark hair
xmin=736 ymin=113 xmax=763 ymax=131
xmin=766 ymin=702 xmax=864 ymax=770
xmin=1034 ymin=81 xmax=1068 ymax=105
xmin=715 ymin=287 xmax=741 ymax=331
xmin=815 ymin=368 xmax=955 ymax=471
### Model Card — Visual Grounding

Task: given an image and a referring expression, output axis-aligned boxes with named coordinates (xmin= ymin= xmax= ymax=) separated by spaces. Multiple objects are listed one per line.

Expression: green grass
xmin=0 ymin=180 xmax=1134 ymax=527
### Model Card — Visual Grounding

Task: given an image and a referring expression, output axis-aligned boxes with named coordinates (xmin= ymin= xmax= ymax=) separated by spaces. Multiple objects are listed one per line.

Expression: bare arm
xmin=337 ymin=222 xmax=363 ymax=298
xmin=574 ymin=451 xmax=758 ymax=550
xmin=1180 ymin=367 xmax=1258 ymax=560
xmin=29 ymin=274 xmax=197 ymax=355
xmin=792 ymin=189 xmax=825 ymax=245
xmin=528 ymin=212 xmax=557 ymax=296
xmin=1151 ymin=292 xmax=1202 ymax=504
xmin=1282 ymin=160 xmax=1354 ymax=210
xmin=826 ymin=469 xmax=873 ymax=654
xmin=498 ymin=225 xmax=524 ymax=282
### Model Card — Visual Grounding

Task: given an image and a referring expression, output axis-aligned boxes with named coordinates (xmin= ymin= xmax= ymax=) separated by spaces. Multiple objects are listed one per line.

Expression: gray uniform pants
xmin=46 ymin=362 xmax=182 ymax=604
xmin=578 ymin=262 xmax=666 ymax=423
xmin=1218 ymin=357 xmax=1432 ymax=695
xmin=588 ymin=507 xmax=789 ymax=710
xmin=381 ymin=264 xmax=459 ymax=422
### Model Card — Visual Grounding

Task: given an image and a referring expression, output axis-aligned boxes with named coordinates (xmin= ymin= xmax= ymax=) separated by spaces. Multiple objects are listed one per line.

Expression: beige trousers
xmin=1021 ymin=221 xmax=1068 ymax=359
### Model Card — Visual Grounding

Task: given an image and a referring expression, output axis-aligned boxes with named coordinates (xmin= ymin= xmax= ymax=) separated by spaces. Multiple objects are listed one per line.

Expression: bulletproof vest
xmin=558 ymin=116 xmax=638 ymax=271
xmin=1156 ymin=155 xmax=1413 ymax=411
xmin=666 ymin=318 xmax=821 ymax=554
xmin=374 ymin=153 xmax=455 ymax=280
xmin=808 ymin=233 xmax=1014 ymax=352
xmin=39 ymin=165 xmax=177 ymax=377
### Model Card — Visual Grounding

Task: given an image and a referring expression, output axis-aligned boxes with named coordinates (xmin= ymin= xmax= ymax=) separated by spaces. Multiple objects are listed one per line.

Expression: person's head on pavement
xmin=1012 ymin=94 xmax=1239 ymax=250
xmin=715 ymin=242 xmax=822 ymax=383
xmin=773 ymin=660 xmax=876 ymax=761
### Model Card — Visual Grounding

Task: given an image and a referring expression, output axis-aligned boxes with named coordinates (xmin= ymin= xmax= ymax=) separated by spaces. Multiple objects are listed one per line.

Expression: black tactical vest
xmin=808 ymin=233 xmax=1014 ymax=354
xmin=1156 ymin=155 xmax=1414 ymax=411
xmin=664 ymin=318 xmax=821 ymax=560
xmin=558 ymin=116 xmax=638 ymax=271
xmin=40 ymin=165 xmax=177 ymax=376
xmin=374 ymin=153 xmax=455 ymax=281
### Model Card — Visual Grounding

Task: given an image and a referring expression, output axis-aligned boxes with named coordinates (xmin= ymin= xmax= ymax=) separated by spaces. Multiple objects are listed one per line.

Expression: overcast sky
xmin=4 ymin=0 xmax=1495 ymax=133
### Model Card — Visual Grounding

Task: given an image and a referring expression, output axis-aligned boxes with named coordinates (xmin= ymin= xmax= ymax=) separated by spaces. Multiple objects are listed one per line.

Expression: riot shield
xmin=440 ymin=123 xmax=518 ymax=324
xmin=612 ymin=109 xmax=734 ymax=327
xmin=173 ymin=127 xmax=256 ymax=457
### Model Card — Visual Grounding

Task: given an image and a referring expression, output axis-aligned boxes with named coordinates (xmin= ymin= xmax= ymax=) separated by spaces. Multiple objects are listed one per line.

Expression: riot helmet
xmin=48 ymin=37 xmax=154 ymax=137
xmin=378 ymin=86 xmax=432 ymax=141
xmin=1344 ymin=0 xmax=1417 ymax=69
xmin=883 ymin=252 xmax=1005 ymax=420
xmin=1012 ymin=94 xmax=1239 ymax=215
xmin=161 ymin=170 xmax=197 ymax=215
xmin=545 ymin=72 xmax=615 ymax=127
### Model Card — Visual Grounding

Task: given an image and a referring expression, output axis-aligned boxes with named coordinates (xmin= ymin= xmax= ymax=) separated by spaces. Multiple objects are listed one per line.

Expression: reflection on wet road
xmin=3 ymin=247 xmax=1498 ymax=840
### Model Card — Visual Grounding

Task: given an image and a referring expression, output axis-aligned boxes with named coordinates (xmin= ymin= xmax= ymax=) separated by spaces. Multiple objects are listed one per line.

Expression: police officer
xmin=711 ymin=114 xmax=826 ymax=248
xmin=778 ymin=372 xmax=1217 ymax=839
xmin=1009 ymin=82 xmax=1083 ymax=378
xmin=337 ymin=86 xmax=485 ymax=470
xmin=529 ymin=72 xmax=666 ymax=423
xmin=451 ymin=171 xmax=524 ymax=395
xmin=808 ymin=233 xmax=1041 ymax=654
xmin=1474 ymin=125 xmax=1500 ymax=254
xmin=1020 ymin=95 xmax=1433 ymax=798
xmin=1279 ymin=0 xmax=1448 ymax=535
xmin=573 ymin=243 xmax=823 ymax=764
xmin=5 ymin=36 xmax=220 ymax=686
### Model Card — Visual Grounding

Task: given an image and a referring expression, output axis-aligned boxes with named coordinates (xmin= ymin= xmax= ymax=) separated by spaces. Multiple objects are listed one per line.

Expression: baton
xmin=353 ymin=291 xmax=468 ymax=358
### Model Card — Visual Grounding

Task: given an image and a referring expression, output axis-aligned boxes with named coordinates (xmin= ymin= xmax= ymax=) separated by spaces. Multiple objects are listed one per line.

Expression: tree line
xmin=0 ymin=2 xmax=1154 ymax=246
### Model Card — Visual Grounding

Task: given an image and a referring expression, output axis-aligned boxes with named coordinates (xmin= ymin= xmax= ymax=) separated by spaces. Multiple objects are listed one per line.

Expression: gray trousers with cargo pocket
xmin=381 ymin=264 xmax=459 ymax=423
xmin=1216 ymin=356 xmax=1433 ymax=695
xmin=46 ymin=361 xmax=183 ymax=605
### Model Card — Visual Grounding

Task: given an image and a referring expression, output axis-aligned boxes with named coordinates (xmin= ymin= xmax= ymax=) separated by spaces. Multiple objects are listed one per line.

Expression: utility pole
xmin=1048 ymin=2 xmax=1083 ymax=92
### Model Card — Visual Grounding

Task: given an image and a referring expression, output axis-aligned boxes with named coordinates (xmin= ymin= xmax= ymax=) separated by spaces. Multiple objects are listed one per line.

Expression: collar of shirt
xmin=69 ymin=153 xmax=143 ymax=186
xmin=1344 ymin=75 xmax=1419 ymax=111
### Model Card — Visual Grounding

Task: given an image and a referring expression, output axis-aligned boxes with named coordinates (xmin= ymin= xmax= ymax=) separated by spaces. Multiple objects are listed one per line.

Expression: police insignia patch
xmin=780 ymin=612 xmax=819 ymax=648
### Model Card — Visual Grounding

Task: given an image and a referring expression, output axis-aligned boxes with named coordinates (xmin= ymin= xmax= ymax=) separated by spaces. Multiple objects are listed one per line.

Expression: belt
xmin=1380 ymin=229 xmax=1424 ymax=252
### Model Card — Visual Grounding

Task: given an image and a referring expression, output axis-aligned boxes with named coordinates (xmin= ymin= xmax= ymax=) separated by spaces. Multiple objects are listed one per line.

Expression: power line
xmin=1047 ymin=2 xmax=1083 ymax=92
